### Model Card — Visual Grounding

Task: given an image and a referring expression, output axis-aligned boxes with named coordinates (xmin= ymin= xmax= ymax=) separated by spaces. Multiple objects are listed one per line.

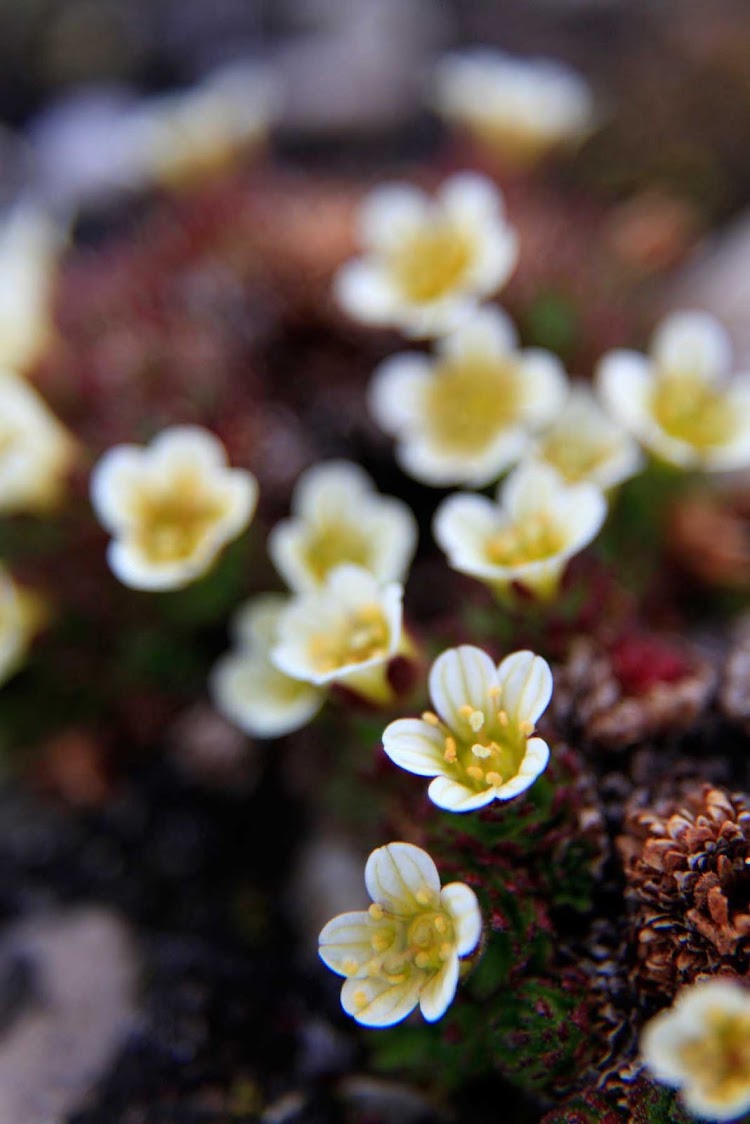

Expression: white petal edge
xmin=382 ymin=717 xmax=447 ymax=777
xmin=419 ymin=955 xmax=460 ymax=1023
xmin=428 ymin=644 xmax=498 ymax=730
xmin=341 ymin=974 xmax=422 ymax=1028
xmin=440 ymin=882 xmax=482 ymax=956
xmin=365 ymin=842 xmax=441 ymax=913
xmin=497 ymin=650 xmax=553 ymax=726
xmin=318 ymin=910 xmax=376 ymax=977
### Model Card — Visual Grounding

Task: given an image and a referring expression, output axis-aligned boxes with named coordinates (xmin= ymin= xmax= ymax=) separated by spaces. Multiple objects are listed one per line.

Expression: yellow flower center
xmin=133 ymin=474 xmax=229 ymax=564
xmin=303 ymin=521 xmax=373 ymax=584
xmin=389 ymin=221 xmax=475 ymax=303
xmin=537 ymin=431 xmax=610 ymax=483
xmin=424 ymin=355 xmax=520 ymax=455
xmin=485 ymin=511 xmax=565 ymax=566
xmin=309 ymin=603 xmax=390 ymax=673
xmin=651 ymin=372 xmax=735 ymax=450
xmin=677 ymin=1009 xmax=750 ymax=1108
xmin=366 ymin=895 xmax=457 ymax=983
xmin=424 ymin=691 xmax=531 ymax=794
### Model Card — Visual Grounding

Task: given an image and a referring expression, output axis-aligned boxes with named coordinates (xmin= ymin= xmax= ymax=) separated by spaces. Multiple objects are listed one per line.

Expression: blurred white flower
xmin=210 ymin=593 xmax=324 ymax=739
xmin=121 ymin=61 xmax=280 ymax=189
xmin=528 ymin=382 xmax=644 ymax=489
xmin=597 ymin=310 xmax=750 ymax=470
xmin=271 ymin=564 xmax=404 ymax=705
xmin=369 ymin=307 xmax=567 ymax=487
xmin=90 ymin=426 xmax=258 ymax=591
xmin=0 ymin=566 xmax=44 ymax=688
xmin=433 ymin=461 xmax=607 ymax=600
xmin=334 ymin=172 xmax=518 ymax=339
xmin=319 ymin=841 xmax=481 ymax=1026
xmin=432 ymin=49 xmax=594 ymax=168
xmin=0 ymin=368 xmax=77 ymax=513
xmin=268 ymin=460 xmax=417 ymax=592
xmin=641 ymin=979 xmax=750 ymax=1121
xmin=0 ymin=205 xmax=65 ymax=373
xmin=382 ymin=644 xmax=552 ymax=812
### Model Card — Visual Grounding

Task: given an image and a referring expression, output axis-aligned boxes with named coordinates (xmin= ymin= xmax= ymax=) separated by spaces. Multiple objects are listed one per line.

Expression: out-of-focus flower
xmin=641 ymin=979 xmax=750 ymax=1121
xmin=0 ymin=205 xmax=66 ymax=373
xmin=210 ymin=594 xmax=324 ymax=739
xmin=528 ymin=383 xmax=644 ymax=490
xmin=122 ymin=61 xmax=280 ymax=189
xmin=368 ymin=308 xmax=567 ymax=487
xmin=268 ymin=460 xmax=417 ymax=592
xmin=433 ymin=461 xmax=607 ymax=601
xmin=432 ymin=49 xmax=594 ymax=168
xmin=271 ymin=564 xmax=404 ymax=705
xmin=597 ymin=310 xmax=750 ymax=470
xmin=382 ymin=644 xmax=552 ymax=812
xmin=0 ymin=368 xmax=77 ymax=512
xmin=334 ymin=172 xmax=517 ymax=339
xmin=319 ymin=841 xmax=481 ymax=1026
xmin=90 ymin=426 xmax=258 ymax=591
xmin=0 ymin=566 xmax=45 ymax=687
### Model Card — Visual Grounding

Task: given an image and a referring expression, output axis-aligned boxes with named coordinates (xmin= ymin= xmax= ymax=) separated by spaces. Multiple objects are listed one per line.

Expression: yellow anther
xmin=466 ymin=765 xmax=485 ymax=781
xmin=458 ymin=705 xmax=474 ymax=718
xmin=433 ymin=915 xmax=447 ymax=934
xmin=414 ymin=951 xmax=431 ymax=969
xmin=497 ymin=709 xmax=509 ymax=726
xmin=353 ymin=990 xmax=369 ymax=1010
xmin=371 ymin=931 xmax=390 ymax=952
xmin=471 ymin=742 xmax=491 ymax=759
xmin=488 ymin=685 xmax=502 ymax=699
xmin=342 ymin=958 xmax=360 ymax=975
xmin=422 ymin=711 xmax=440 ymax=726
xmin=519 ymin=720 xmax=534 ymax=735
xmin=486 ymin=771 xmax=503 ymax=787
xmin=443 ymin=736 xmax=457 ymax=762
xmin=469 ymin=710 xmax=485 ymax=732
xmin=439 ymin=942 xmax=452 ymax=960
xmin=415 ymin=888 xmax=433 ymax=906
xmin=368 ymin=903 xmax=385 ymax=920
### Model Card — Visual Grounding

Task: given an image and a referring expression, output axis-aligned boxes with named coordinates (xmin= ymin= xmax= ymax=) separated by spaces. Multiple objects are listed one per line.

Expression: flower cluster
xmin=212 ymin=461 xmax=416 ymax=736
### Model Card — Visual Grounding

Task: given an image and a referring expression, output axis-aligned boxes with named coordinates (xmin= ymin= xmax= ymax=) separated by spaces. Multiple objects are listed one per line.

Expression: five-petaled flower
xmin=368 ymin=307 xmax=567 ymax=487
xmin=382 ymin=644 xmax=552 ymax=812
xmin=433 ymin=460 xmax=607 ymax=601
xmin=319 ymin=841 xmax=482 ymax=1027
xmin=271 ymin=564 xmax=405 ymax=706
xmin=0 ymin=368 xmax=77 ymax=513
xmin=268 ymin=460 xmax=417 ymax=592
xmin=528 ymin=382 xmax=644 ymax=490
xmin=334 ymin=172 xmax=518 ymax=339
xmin=210 ymin=593 xmax=325 ymax=739
xmin=597 ymin=310 xmax=750 ymax=471
xmin=431 ymin=49 xmax=594 ymax=169
xmin=641 ymin=979 xmax=750 ymax=1121
xmin=90 ymin=425 xmax=258 ymax=591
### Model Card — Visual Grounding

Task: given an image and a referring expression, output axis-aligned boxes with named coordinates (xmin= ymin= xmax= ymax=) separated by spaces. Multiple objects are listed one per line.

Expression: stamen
xmin=368 ymin=903 xmax=385 ymax=920
xmin=486 ymin=771 xmax=503 ymax=787
xmin=466 ymin=765 xmax=485 ymax=781
xmin=415 ymin=888 xmax=433 ymax=906
xmin=497 ymin=709 xmax=509 ymax=726
xmin=443 ymin=736 xmax=457 ymax=762
xmin=371 ymin=931 xmax=390 ymax=952
xmin=342 ymin=958 xmax=360 ymax=975
xmin=439 ymin=942 xmax=452 ymax=960
xmin=488 ymin=686 xmax=502 ymax=700
xmin=433 ymin=916 xmax=447 ymax=934
xmin=469 ymin=710 xmax=485 ymax=732
xmin=471 ymin=743 xmax=491 ymax=759
xmin=422 ymin=711 xmax=440 ymax=726
xmin=458 ymin=705 xmax=474 ymax=718
xmin=414 ymin=952 xmax=431 ymax=969
xmin=353 ymin=989 xmax=369 ymax=1010
xmin=519 ymin=720 xmax=534 ymax=735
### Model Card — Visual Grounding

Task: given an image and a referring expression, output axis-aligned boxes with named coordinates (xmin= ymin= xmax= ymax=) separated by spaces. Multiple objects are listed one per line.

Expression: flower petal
xmin=428 ymin=774 xmax=495 ymax=813
xmin=651 ymin=310 xmax=731 ymax=383
xmin=368 ymin=352 xmax=431 ymax=435
xmin=365 ymin=842 xmax=440 ymax=912
xmin=428 ymin=644 xmax=498 ymax=730
xmin=318 ymin=910 xmax=376 ymax=977
xmin=333 ymin=260 xmax=398 ymax=326
xmin=150 ymin=425 xmax=229 ymax=472
xmin=494 ymin=737 xmax=549 ymax=799
xmin=437 ymin=306 xmax=517 ymax=363
xmin=596 ymin=350 xmax=653 ymax=437
xmin=230 ymin=593 xmax=287 ymax=650
xmin=210 ymin=652 xmax=324 ymax=737
xmin=358 ymin=183 xmax=428 ymax=252
xmin=341 ymin=973 xmax=422 ymax=1028
xmin=438 ymin=172 xmax=504 ymax=229
xmin=382 ymin=717 xmax=447 ymax=777
xmin=440 ymin=883 xmax=482 ymax=956
xmin=89 ymin=445 xmax=144 ymax=532
xmin=497 ymin=651 xmax=553 ymax=726
xmin=419 ymin=955 xmax=459 ymax=1023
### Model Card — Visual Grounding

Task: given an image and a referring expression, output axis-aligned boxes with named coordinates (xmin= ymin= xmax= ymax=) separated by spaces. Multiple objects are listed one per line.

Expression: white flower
xmin=369 ymin=307 xmax=567 ymax=487
xmin=90 ymin=426 xmax=258 ymax=591
xmin=0 ymin=205 xmax=65 ymax=373
xmin=0 ymin=368 xmax=77 ymax=513
xmin=268 ymin=460 xmax=417 ymax=592
xmin=334 ymin=172 xmax=518 ymax=339
xmin=597 ymin=310 xmax=750 ymax=470
xmin=210 ymin=594 xmax=324 ymax=738
xmin=432 ymin=49 xmax=594 ymax=168
xmin=641 ymin=979 xmax=750 ymax=1121
xmin=319 ymin=841 xmax=482 ymax=1027
xmin=382 ymin=645 xmax=552 ymax=812
xmin=271 ymin=564 xmax=404 ymax=705
xmin=433 ymin=461 xmax=607 ymax=601
xmin=121 ymin=61 xmax=279 ymax=189
xmin=0 ymin=566 xmax=44 ymax=687
xmin=528 ymin=382 xmax=644 ymax=490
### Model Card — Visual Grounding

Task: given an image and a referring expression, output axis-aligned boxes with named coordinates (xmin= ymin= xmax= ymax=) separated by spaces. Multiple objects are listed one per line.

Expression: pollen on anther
xmin=471 ymin=742 xmax=491 ymax=758
xmin=444 ymin=735 xmax=457 ymax=762
xmin=467 ymin=764 xmax=484 ymax=781
xmin=497 ymin=709 xmax=509 ymax=726
xmin=342 ymin=958 xmax=360 ymax=975
xmin=416 ymin=888 xmax=433 ymax=906
xmin=519 ymin=719 xmax=534 ymax=735
xmin=469 ymin=710 xmax=485 ymax=732
xmin=434 ymin=915 xmax=447 ymax=933
xmin=415 ymin=951 xmax=431 ymax=969
xmin=353 ymin=989 xmax=368 ymax=1010
xmin=458 ymin=704 xmax=474 ymax=718
xmin=486 ymin=770 xmax=503 ymax=786
xmin=369 ymin=902 xmax=385 ymax=920
xmin=422 ymin=711 xmax=441 ymax=726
